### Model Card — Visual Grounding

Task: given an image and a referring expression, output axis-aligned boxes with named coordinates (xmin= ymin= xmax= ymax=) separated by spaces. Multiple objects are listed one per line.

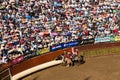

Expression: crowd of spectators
xmin=0 ymin=0 xmax=120 ymax=64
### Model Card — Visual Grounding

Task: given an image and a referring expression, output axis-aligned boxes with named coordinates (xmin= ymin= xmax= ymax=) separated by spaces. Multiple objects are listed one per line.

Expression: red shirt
xmin=9 ymin=43 xmax=13 ymax=48
xmin=66 ymin=53 xmax=72 ymax=59
xmin=20 ymin=38 xmax=25 ymax=44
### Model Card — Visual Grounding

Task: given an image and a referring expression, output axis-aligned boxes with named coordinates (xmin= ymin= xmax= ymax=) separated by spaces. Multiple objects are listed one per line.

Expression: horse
xmin=71 ymin=55 xmax=85 ymax=65
xmin=55 ymin=53 xmax=73 ymax=67
xmin=56 ymin=54 xmax=85 ymax=67
xmin=64 ymin=57 xmax=73 ymax=67
xmin=71 ymin=54 xmax=79 ymax=66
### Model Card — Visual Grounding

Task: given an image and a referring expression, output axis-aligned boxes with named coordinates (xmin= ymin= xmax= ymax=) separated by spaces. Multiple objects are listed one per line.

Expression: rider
xmin=71 ymin=49 xmax=79 ymax=66
xmin=72 ymin=49 xmax=79 ymax=57
xmin=64 ymin=52 xmax=73 ymax=67
xmin=65 ymin=52 xmax=72 ymax=60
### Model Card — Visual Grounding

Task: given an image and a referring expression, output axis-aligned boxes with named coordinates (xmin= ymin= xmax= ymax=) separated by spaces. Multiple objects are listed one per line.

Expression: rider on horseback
xmin=72 ymin=49 xmax=78 ymax=57
xmin=64 ymin=52 xmax=73 ymax=67
xmin=72 ymin=49 xmax=79 ymax=65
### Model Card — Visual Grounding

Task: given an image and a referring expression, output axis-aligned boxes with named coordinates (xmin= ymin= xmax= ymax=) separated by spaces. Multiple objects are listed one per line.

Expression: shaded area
xmin=84 ymin=76 xmax=91 ymax=80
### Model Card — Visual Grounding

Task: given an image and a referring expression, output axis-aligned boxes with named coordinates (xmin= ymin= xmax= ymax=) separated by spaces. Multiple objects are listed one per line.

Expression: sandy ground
xmin=22 ymin=55 xmax=120 ymax=80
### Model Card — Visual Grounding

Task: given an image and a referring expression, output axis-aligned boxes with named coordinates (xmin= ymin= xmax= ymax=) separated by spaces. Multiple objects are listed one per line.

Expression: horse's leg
xmin=76 ymin=57 xmax=81 ymax=65
xmin=66 ymin=62 xmax=70 ymax=67
xmin=66 ymin=58 xmax=73 ymax=67
xmin=65 ymin=60 xmax=67 ymax=66
xmin=72 ymin=61 xmax=74 ymax=66
xmin=72 ymin=56 xmax=78 ymax=66
xmin=65 ymin=58 xmax=69 ymax=67
xmin=64 ymin=59 xmax=68 ymax=66
xmin=71 ymin=61 xmax=73 ymax=66
xmin=62 ymin=60 xmax=66 ymax=66
xmin=72 ymin=59 xmax=75 ymax=66
xmin=68 ymin=61 xmax=71 ymax=67
xmin=69 ymin=59 xmax=73 ymax=66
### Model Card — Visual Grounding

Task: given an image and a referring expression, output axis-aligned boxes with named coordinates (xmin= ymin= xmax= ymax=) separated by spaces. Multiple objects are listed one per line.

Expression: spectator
xmin=0 ymin=0 xmax=120 ymax=62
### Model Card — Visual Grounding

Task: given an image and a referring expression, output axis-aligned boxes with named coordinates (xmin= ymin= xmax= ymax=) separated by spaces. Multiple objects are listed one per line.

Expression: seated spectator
xmin=0 ymin=0 xmax=120 ymax=63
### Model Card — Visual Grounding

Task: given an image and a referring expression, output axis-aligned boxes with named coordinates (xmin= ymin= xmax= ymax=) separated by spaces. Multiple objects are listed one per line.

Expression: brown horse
xmin=64 ymin=57 xmax=73 ymax=67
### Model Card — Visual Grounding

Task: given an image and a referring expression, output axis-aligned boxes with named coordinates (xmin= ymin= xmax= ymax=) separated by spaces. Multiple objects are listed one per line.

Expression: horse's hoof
xmin=66 ymin=65 xmax=70 ymax=67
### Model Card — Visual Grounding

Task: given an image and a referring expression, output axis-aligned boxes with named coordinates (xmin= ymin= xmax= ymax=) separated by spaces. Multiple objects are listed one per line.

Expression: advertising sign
xmin=95 ymin=37 xmax=110 ymax=43
xmin=50 ymin=44 xmax=63 ymax=51
xmin=37 ymin=47 xmax=50 ymax=55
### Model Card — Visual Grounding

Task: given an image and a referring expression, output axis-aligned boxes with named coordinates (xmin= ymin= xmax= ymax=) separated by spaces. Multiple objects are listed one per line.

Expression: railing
xmin=0 ymin=68 xmax=12 ymax=80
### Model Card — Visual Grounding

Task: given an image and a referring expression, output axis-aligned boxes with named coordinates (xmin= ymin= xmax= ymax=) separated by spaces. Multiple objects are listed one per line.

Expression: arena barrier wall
xmin=74 ymin=42 xmax=120 ymax=58
xmin=12 ymin=60 xmax=63 ymax=80
xmin=10 ymin=48 xmax=71 ymax=76
xmin=1 ymin=42 xmax=120 ymax=80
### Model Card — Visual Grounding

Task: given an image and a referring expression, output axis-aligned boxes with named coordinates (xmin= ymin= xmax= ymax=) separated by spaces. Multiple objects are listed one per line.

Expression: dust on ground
xmin=22 ymin=55 xmax=120 ymax=80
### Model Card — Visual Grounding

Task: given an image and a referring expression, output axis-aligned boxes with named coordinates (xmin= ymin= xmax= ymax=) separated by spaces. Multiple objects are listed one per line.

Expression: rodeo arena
xmin=0 ymin=0 xmax=120 ymax=80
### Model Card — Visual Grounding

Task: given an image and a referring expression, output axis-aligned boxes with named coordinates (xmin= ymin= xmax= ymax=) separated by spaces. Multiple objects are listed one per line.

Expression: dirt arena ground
xmin=22 ymin=55 xmax=120 ymax=80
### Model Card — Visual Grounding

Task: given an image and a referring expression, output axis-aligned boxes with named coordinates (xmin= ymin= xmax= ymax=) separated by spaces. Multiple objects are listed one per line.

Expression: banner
xmin=37 ymin=47 xmax=50 ymax=55
xmin=63 ymin=42 xmax=69 ymax=48
xmin=114 ymin=36 xmax=120 ymax=41
xmin=50 ymin=40 xmax=79 ymax=52
xmin=11 ymin=55 xmax=24 ymax=66
xmin=95 ymin=37 xmax=111 ymax=43
xmin=110 ymin=36 xmax=115 ymax=42
xmin=79 ymin=38 xmax=95 ymax=45
xmin=24 ymin=52 xmax=36 ymax=60
xmin=68 ymin=40 xmax=79 ymax=47
xmin=50 ymin=44 xmax=63 ymax=52
xmin=63 ymin=40 xmax=79 ymax=48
